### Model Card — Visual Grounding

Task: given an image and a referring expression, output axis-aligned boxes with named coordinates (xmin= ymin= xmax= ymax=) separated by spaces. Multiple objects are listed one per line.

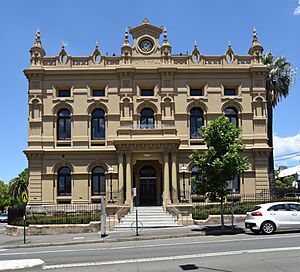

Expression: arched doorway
xmin=139 ymin=165 xmax=157 ymax=206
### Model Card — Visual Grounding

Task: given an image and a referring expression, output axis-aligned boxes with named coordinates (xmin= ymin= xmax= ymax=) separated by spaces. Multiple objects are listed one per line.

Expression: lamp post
xmin=108 ymin=166 xmax=114 ymax=203
xmin=181 ymin=165 xmax=187 ymax=202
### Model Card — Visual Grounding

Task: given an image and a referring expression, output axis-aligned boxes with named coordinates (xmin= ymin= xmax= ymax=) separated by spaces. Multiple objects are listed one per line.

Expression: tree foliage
xmin=263 ymin=52 xmax=296 ymax=195
xmin=263 ymin=52 xmax=296 ymax=108
xmin=275 ymin=166 xmax=296 ymax=190
xmin=0 ymin=180 xmax=11 ymax=212
xmin=8 ymin=168 xmax=29 ymax=203
xmin=190 ymin=116 xmax=250 ymax=228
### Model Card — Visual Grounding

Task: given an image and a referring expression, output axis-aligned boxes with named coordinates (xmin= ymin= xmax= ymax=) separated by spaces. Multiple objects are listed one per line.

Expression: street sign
xmin=132 ymin=187 xmax=137 ymax=197
xmin=22 ymin=191 xmax=28 ymax=203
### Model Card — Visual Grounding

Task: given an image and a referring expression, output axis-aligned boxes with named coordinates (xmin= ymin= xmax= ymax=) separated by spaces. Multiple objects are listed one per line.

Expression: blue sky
xmin=0 ymin=0 xmax=300 ymax=183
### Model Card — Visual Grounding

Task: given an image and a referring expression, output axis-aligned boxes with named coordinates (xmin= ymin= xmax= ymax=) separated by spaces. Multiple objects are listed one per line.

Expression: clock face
xmin=139 ymin=39 xmax=154 ymax=52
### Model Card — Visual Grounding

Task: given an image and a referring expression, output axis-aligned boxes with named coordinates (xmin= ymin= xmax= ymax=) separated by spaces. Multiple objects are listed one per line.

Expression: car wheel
xmin=250 ymin=228 xmax=260 ymax=234
xmin=261 ymin=221 xmax=276 ymax=234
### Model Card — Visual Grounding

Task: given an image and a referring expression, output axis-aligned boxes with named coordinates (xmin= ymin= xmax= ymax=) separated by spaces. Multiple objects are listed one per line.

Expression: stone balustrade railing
xmin=38 ymin=55 xmax=255 ymax=68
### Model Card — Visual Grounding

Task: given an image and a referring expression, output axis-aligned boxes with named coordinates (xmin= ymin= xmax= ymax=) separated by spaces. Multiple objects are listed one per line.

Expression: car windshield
xmin=248 ymin=205 xmax=261 ymax=212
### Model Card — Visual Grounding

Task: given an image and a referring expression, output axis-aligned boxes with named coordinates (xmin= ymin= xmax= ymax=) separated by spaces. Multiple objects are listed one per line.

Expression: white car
xmin=245 ymin=202 xmax=300 ymax=234
xmin=0 ymin=213 xmax=8 ymax=223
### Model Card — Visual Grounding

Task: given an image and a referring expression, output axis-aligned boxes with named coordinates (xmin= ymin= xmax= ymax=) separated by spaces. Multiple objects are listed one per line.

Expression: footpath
xmin=0 ymin=222 xmax=245 ymax=249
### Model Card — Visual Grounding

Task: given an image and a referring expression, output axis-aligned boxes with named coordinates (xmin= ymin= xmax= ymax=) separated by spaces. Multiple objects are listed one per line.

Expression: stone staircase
xmin=115 ymin=206 xmax=180 ymax=230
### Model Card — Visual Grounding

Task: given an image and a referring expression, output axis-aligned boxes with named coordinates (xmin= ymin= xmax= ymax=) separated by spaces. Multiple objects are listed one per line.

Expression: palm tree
xmin=8 ymin=168 xmax=29 ymax=202
xmin=263 ymin=52 xmax=296 ymax=196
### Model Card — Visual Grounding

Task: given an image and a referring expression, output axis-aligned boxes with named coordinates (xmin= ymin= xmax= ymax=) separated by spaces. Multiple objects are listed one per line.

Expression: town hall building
xmin=24 ymin=19 xmax=270 ymax=224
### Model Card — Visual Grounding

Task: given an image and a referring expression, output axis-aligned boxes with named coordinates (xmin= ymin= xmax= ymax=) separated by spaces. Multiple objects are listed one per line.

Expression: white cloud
xmin=294 ymin=1 xmax=300 ymax=15
xmin=274 ymin=133 xmax=300 ymax=167
xmin=294 ymin=6 xmax=300 ymax=15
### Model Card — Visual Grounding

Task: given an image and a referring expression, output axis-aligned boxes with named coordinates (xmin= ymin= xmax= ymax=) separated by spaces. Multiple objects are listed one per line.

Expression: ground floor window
xmin=58 ymin=167 xmax=71 ymax=196
xmin=92 ymin=166 xmax=106 ymax=195
xmin=227 ymin=176 xmax=240 ymax=193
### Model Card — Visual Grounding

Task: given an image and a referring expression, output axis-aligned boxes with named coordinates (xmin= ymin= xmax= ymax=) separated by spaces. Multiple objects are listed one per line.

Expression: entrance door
xmin=139 ymin=166 xmax=157 ymax=206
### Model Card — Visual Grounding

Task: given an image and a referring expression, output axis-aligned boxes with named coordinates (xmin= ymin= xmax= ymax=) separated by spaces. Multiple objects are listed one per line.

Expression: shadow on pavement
xmin=179 ymin=263 xmax=233 ymax=272
xmin=191 ymin=225 xmax=244 ymax=236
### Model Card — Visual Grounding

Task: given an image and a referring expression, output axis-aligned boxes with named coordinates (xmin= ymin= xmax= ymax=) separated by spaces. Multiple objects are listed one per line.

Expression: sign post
xmin=21 ymin=191 xmax=28 ymax=244
xmin=100 ymin=196 xmax=107 ymax=238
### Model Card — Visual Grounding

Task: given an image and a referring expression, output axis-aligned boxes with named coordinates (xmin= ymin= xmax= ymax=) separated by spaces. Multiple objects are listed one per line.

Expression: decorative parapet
xmin=27 ymin=21 xmax=266 ymax=71
xmin=35 ymin=54 xmax=255 ymax=69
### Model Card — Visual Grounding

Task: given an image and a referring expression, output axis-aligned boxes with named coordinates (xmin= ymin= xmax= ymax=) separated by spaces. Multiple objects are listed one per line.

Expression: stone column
xmin=163 ymin=152 xmax=171 ymax=205
xmin=171 ymin=152 xmax=178 ymax=203
xmin=118 ymin=152 xmax=124 ymax=204
xmin=125 ymin=152 xmax=132 ymax=205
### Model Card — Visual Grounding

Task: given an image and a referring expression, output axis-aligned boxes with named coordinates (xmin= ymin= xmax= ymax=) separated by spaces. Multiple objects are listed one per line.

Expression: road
xmin=1 ymin=231 xmax=300 ymax=271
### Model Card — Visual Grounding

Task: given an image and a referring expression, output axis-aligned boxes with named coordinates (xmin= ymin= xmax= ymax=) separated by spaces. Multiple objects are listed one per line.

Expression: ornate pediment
xmin=129 ymin=18 xmax=164 ymax=56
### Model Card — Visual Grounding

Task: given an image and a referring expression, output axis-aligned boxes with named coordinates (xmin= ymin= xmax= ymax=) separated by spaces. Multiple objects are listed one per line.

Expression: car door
xmin=287 ymin=203 xmax=300 ymax=228
xmin=267 ymin=204 xmax=292 ymax=229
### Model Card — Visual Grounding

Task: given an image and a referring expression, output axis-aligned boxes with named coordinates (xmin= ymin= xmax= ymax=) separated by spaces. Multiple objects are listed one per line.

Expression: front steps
xmin=114 ymin=206 xmax=181 ymax=230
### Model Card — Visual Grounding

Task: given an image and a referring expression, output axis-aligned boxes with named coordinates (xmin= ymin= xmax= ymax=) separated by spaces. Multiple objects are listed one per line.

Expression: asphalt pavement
xmin=1 ymin=230 xmax=300 ymax=271
xmin=0 ymin=221 xmax=246 ymax=249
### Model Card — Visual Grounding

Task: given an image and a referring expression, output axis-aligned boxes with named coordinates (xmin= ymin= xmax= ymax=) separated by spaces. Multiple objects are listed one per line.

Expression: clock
xmin=139 ymin=39 xmax=154 ymax=53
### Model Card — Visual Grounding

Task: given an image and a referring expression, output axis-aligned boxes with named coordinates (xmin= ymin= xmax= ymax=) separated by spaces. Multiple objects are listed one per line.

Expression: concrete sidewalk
xmin=0 ymin=222 xmax=245 ymax=249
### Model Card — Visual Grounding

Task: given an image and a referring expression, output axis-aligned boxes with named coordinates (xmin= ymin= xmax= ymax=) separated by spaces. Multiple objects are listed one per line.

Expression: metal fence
xmin=192 ymin=189 xmax=300 ymax=220
xmin=8 ymin=204 xmax=101 ymax=226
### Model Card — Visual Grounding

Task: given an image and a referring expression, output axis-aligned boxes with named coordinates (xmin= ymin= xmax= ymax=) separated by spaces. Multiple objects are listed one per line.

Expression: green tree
xmin=190 ymin=116 xmax=250 ymax=229
xmin=263 ymin=52 xmax=296 ymax=195
xmin=274 ymin=166 xmax=296 ymax=193
xmin=0 ymin=180 xmax=11 ymax=212
xmin=8 ymin=168 xmax=29 ymax=203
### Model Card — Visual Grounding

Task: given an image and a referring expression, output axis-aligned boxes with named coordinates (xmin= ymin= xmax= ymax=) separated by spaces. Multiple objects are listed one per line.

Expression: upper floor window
xmin=57 ymin=109 xmax=71 ymax=140
xmin=91 ymin=109 xmax=105 ymax=140
xmin=141 ymin=89 xmax=154 ymax=96
xmin=190 ymin=108 xmax=203 ymax=139
xmin=140 ymin=108 xmax=155 ymax=129
xmin=92 ymin=89 xmax=105 ymax=97
xmin=57 ymin=167 xmax=71 ymax=196
xmin=224 ymin=107 xmax=238 ymax=128
xmin=58 ymin=90 xmax=71 ymax=97
xmin=92 ymin=166 xmax=106 ymax=196
xmin=190 ymin=88 xmax=203 ymax=96
xmin=224 ymin=88 xmax=236 ymax=96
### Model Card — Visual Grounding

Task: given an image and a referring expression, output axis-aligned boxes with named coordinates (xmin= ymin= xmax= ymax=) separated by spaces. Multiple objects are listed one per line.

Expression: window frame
xmin=191 ymin=166 xmax=203 ymax=194
xmin=57 ymin=109 xmax=71 ymax=140
xmin=91 ymin=109 xmax=105 ymax=140
xmin=91 ymin=166 xmax=106 ymax=196
xmin=140 ymin=108 xmax=155 ymax=129
xmin=224 ymin=107 xmax=238 ymax=128
xmin=92 ymin=89 xmax=105 ymax=97
xmin=224 ymin=88 xmax=236 ymax=96
xmin=58 ymin=89 xmax=71 ymax=97
xmin=226 ymin=176 xmax=240 ymax=194
xmin=57 ymin=167 xmax=71 ymax=196
xmin=190 ymin=88 xmax=203 ymax=96
xmin=140 ymin=89 xmax=154 ymax=97
xmin=190 ymin=107 xmax=203 ymax=139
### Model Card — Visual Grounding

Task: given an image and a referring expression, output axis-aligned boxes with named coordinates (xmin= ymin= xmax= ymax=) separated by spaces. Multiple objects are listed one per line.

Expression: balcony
xmin=116 ymin=123 xmax=178 ymax=139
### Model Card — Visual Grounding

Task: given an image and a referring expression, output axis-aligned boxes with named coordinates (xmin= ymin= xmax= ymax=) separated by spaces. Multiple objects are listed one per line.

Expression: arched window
xmin=57 ymin=167 xmax=71 ymax=196
xmin=57 ymin=109 xmax=71 ymax=140
xmin=92 ymin=166 xmax=106 ymax=196
xmin=190 ymin=108 xmax=203 ymax=139
xmin=191 ymin=166 xmax=202 ymax=194
xmin=140 ymin=108 xmax=155 ymax=129
xmin=91 ymin=109 xmax=105 ymax=140
xmin=224 ymin=107 xmax=238 ymax=128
